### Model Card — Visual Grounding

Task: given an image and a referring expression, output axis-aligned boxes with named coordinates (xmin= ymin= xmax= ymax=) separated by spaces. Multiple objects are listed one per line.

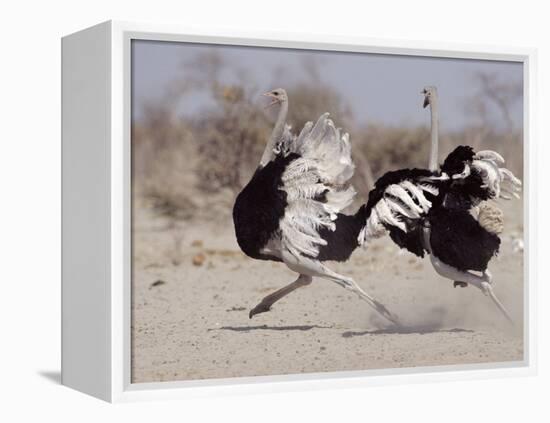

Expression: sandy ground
xmin=131 ymin=200 xmax=524 ymax=383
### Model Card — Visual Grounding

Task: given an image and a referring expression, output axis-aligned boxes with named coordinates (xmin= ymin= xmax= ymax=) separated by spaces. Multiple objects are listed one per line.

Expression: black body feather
xmin=439 ymin=146 xmax=492 ymax=207
xmin=440 ymin=145 xmax=475 ymax=175
xmin=427 ymin=146 xmax=501 ymax=271
xmin=364 ymin=168 xmax=435 ymax=258
xmin=315 ymin=207 xmax=367 ymax=262
xmin=428 ymin=207 xmax=500 ymax=271
xmin=388 ymin=223 xmax=427 ymax=258
xmin=232 ymin=153 xmax=299 ymax=261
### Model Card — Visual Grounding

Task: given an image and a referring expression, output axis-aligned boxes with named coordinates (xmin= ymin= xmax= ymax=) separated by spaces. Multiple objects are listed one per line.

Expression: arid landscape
xmin=131 ymin=199 xmax=523 ymax=383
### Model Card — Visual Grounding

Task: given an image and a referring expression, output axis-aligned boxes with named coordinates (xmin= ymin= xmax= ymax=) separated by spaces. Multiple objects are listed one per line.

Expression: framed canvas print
xmin=61 ymin=21 xmax=537 ymax=402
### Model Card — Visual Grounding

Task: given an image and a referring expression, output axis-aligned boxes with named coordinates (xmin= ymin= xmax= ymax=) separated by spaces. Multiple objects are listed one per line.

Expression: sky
xmin=132 ymin=40 xmax=523 ymax=131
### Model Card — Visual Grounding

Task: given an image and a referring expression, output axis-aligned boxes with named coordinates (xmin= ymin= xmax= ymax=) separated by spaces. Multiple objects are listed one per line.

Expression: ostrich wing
xmin=358 ymin=169 xmax=438 ymax=252
xmin=278 ymin=113 xmax=356 ymax=258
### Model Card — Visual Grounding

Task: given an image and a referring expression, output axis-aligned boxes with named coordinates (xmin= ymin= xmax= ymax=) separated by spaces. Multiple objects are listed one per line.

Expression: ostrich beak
xmin=262 ymin=92 xmax=280 ymax=108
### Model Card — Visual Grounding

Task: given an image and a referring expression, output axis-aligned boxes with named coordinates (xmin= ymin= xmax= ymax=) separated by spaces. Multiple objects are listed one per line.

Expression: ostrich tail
xmin=477 ymin=203 xmax=504 ymax=235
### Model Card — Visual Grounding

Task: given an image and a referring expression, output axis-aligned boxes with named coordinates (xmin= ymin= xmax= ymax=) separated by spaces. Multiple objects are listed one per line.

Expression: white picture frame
xmin=61 ymin=20 xmax=537 ymax=403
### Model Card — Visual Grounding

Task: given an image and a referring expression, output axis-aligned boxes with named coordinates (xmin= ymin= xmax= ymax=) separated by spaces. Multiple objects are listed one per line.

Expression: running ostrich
xmin=359 ymin=86 xmax=522 ymax=322
xmin=232 ymin=88 xmax=399 ymax=324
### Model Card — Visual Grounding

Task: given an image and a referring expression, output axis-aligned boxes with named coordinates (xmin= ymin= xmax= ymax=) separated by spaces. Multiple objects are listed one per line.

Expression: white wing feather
xmin=472 ymin=150 xmax=522 ymax=201
xmin=358 ymin=179 xmax=437 ymax=248
xmin=385 ymin=184 xmax=424 ymax=215
xmin=399 ymin=180 xmax=433 ymax=211
xmin=278 ymin=113 xmax=356 ymax=257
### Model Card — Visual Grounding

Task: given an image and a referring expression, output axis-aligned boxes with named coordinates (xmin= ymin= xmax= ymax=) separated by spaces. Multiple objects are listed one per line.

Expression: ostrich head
xmin=422 ymin=86 xmax=437 ymax=108
xmin=263 ymin=88 xmax=288 ymax=108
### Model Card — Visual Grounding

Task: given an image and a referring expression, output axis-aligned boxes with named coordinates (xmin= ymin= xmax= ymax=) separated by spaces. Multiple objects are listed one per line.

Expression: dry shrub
xmin=132 ymin=56 xmax=523 ymax=221
xmin=355 ymin=124 xmax=431 ymax=177
xmin=132 ymin=68 xmax=358 ymax=220
xmin=132 ymin=104 xmax=199 ymax=219
xmin=194 ymin=85 xmax=271 ymax=193
xmin=353 ymin=123 xmax=522 ymax=181
xmin=285 ymin=83 xmax=353 ymax=132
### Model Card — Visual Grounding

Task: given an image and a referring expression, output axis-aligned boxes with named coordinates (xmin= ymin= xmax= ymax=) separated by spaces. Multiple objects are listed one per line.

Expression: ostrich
xmin=232 ymin=88 xmax=399 ymax=324
xmin=359 ymin=86 xmax=521 ymax=322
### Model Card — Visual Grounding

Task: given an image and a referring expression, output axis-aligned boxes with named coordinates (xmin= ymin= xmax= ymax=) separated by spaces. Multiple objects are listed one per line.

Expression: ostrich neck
xmin=260 ymin=100 xmax=288 ymax=167
xmin=428 ymin=97 xmax=439 ymax=172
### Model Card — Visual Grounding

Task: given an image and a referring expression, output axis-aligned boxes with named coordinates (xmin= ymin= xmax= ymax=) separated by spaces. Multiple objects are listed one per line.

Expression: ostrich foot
xmin=249 ymin=303 xmax=271 ymax=319
xmin=430 ymin=256 xmax=512 ymax=324
xmin=248 ymin=274 xmax=312 ymax=319
xmin=372 ymin=300 xmax=401 ymax=326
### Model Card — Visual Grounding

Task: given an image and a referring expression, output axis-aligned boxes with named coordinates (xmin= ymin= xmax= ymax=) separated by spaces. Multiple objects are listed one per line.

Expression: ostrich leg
xmin=281 ymin=251 xmax=401 ymax=325
xmin=320 ymin=268 xmax=401 ymax=326
xmin=422 ymin=227 xmax=513 ymax=323
xmin=249 ymin=274 xmax=312 ymax=318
